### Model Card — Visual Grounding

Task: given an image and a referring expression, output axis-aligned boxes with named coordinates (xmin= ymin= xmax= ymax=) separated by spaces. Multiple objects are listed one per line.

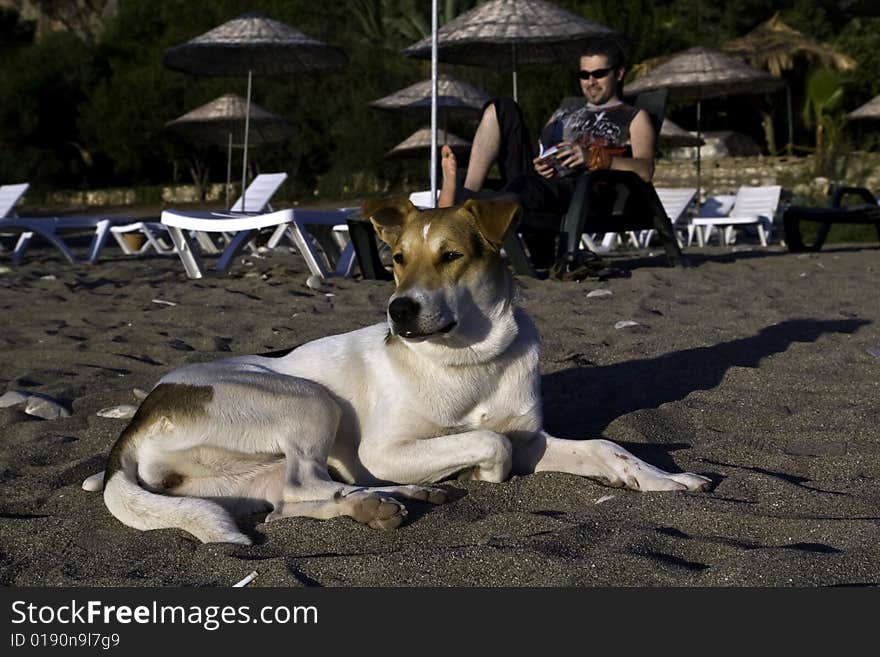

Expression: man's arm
xmin=609 ymin=108 xmax=655 ymax=181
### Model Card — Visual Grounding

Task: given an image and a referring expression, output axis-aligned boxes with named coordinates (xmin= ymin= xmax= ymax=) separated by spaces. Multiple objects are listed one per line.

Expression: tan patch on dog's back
xmin=106 ymin=383 xmax=214 ymax=476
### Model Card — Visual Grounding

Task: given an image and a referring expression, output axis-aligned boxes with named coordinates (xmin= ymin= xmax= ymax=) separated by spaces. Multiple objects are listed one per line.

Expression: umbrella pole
xmin=429 ymin=0 xmax=438 ymax=207
xmin=226 ymin=131 xmax=232 ymax=210
xmin=512 ymin=43 xmax=518 ymax=103
xmin=786 ymin=84 xmax=793 ymax=156
xmin=241 ymin=69 xmax=252 ymax=212
xmin=696 ymin=99 xmax=702 ymax=208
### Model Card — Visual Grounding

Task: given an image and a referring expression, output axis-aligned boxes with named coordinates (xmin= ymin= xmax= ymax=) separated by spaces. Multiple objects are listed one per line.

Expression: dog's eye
xmin=392 ymin=253 xmax=405 ymax=265
xmin=441 ymin=251 xmax=463 ymax=262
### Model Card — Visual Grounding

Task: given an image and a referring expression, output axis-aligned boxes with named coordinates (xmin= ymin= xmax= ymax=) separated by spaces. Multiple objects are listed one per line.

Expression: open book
xmin=537 ymin=141 xmax=573 ymax=177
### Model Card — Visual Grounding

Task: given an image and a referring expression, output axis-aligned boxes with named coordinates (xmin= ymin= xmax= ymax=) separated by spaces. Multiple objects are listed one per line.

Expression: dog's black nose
xmin=389 ymin=297 xmax=420 ymax=325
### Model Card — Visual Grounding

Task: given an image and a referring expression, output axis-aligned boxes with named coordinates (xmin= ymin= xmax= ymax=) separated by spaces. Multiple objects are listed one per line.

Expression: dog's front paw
xmin=626 ymin=469 xmax=712 ymax=492
xmin=344 ymin=491 xmax=408 ymax=530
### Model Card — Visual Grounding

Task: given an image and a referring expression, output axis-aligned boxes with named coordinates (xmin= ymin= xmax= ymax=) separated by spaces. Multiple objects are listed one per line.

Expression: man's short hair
xmin=580 ymin=35 xmax=627 ymax=70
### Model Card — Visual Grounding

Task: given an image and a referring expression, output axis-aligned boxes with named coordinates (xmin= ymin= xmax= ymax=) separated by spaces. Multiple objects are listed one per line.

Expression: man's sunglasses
xmin=579 ymin=67 xmax=613 ymax=80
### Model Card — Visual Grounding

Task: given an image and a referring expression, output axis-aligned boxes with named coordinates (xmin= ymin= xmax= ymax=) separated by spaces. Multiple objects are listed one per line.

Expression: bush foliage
xmin=0 ymin=0 xmax=877 ymax=202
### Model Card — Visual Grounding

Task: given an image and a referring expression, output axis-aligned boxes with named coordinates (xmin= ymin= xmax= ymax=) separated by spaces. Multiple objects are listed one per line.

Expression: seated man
xmin=438 ymin=35 xmax=656 ymax=268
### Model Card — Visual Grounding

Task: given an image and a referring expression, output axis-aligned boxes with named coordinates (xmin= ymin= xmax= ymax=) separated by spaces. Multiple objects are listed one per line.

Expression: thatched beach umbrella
xmin=370 ymin=73 xmax=489 ymax=114
xmin=659 ymin=118 xmax=705 ymax=148
xmin=387 ymin=127 xmax=471 ymax=159
xmin=723 ymin=13 xmax=856 ymax=77
xmin=847 ymin=95 xmax=880 ymax=121
xmin=163 ymin=12 xmax=347 ymax=209
xmin=165 ymin=93 xmax=295 ymax=207
xmin=626 ymin=47 xmax=784 ymax=196
xmin=402 ymin=0 xmax=612 ymax=102
xmin=722 ymin=13 xmax=857 ymax=153
xmin=371 ymin=72 xmax=487 ymax=172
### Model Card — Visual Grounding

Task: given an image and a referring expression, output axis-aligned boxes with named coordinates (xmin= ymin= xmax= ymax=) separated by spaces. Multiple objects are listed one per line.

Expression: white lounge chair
xmin=111 ymin=172 xmax=291 ymax=259
xmin=0 ymin=182 xmax=140 ymax=264
xmin=160 ymin=173 xmax=356 ymax=279
xmin=639 ymin=187 xmax=698 ymax=248
xmin=690 ymin=186 xmax=782 ymax=247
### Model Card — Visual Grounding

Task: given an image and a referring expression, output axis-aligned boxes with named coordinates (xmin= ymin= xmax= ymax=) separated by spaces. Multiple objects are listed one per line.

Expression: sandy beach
xmin=1 ymin=236 xmax=878 ymax=587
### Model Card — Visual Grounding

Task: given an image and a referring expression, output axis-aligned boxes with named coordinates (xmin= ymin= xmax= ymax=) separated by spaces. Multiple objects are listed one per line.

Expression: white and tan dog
xmin=84 ymin=198 xmax=710 ymax=544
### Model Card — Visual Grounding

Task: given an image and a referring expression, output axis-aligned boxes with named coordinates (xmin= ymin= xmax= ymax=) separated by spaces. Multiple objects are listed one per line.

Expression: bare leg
xmin=438 ymin=145 xmax=458 ymax=208
xmin=438 ymin=103 xmax=503 ymax=208
xmin=464 ymin=103 xmax=502 ymax=191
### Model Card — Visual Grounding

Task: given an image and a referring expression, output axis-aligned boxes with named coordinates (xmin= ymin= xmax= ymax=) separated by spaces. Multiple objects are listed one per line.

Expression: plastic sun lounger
xmin=160 ymin=207 xmax=295 ymax=278
xmin=782 ymin=186 xmax=880 ymax=252
xmin=112 ymin=173 xmax=291 ymax=260
xmin=1 ymin=183 xmax=142 ymax=265
xmin=160 ymin=207 xmax=359 ymax=279
xmin=690 ymin=185 xmax=782 ymax=247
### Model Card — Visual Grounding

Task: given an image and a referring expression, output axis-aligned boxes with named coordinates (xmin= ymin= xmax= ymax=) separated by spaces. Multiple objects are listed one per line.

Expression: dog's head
xmin=362 ymin=197 xmax=521 ymax=342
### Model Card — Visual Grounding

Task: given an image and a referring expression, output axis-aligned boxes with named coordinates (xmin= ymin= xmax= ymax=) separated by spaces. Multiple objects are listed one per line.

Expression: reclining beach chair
xmin=0 ymin=182 xmax=144 ymax=265
xmin=690 ymin=185 xmax=781 ymax=247
xmin=112 ymin=172 xmax=290 ymax=260
xmin=161 ymin=173 xmax=357 ymax=279
xmin=782 ymin=186 xmax=880 ymax=252
xmin=639 ymin=187 xmax=698 ymax=248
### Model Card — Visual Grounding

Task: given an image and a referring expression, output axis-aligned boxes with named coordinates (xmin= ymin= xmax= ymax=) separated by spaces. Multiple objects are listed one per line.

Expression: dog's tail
xmin=103 ymin=449 xmax=251 ymax=546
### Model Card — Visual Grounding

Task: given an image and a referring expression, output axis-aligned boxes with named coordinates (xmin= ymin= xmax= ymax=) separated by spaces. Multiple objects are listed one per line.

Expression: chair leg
xmin=289 ymin=222 xmax=330 ymax=278
xmin=214 ymin=229 xmax=257 ymax=273
xmin=13 ymin=229 xmax=76 ymax=265
xmin=696 ymin=225 xmax=706 ymax=247
xmin=266 ymin=223 xmax=288 ymax=249
xmin=86 ymin=219 xmax=111 ymax=264
xmin=757 ymin=224 xmax=767 ymax=247
xmin=166 ymin=226 xmax=206 ymax=279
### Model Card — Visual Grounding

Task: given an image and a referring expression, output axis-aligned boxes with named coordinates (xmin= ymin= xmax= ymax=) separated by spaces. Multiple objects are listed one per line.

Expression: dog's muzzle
xmin=388 ymin=297 xmax=456 ymax=339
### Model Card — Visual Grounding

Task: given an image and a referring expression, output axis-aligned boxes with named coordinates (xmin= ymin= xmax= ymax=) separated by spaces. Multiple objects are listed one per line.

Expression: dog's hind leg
xmin=263 ymin=386 xmax=444 ymax=530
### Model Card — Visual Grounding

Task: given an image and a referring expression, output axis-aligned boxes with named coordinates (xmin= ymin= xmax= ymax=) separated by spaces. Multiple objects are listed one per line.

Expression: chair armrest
xmin=831 ymin=186 xmax=877 ymax=208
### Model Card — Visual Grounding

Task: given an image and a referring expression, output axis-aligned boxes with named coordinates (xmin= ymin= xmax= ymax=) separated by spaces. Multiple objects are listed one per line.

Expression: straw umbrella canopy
xmin=847 ymin=95 xmax=880 ymax=121
xmin=370 ymin=73 xmax=489 ymax=153
xmin=165 ymin=93 xmax=295 ymax=206
xmin=723 ymin=13 xmax=856 ymax=77
xmin=626 ymin=47 xmax=784 ymax=196
xmin=165 ymin=93 xmax=294 ymax=146
xmin=402 ymin=0 xmax=612 ymax=102
xmin=163 ymin=12 xmax=347 ymax=208
xmin=387 ymin=127 xmax=471 ymax=159
xmin=370 ymin=73 xmax=489 ymax=114
xmin=722 ymin=13 xmax=857 ymax=154
xmin=659 ymin=118 xmax=705 ymax=148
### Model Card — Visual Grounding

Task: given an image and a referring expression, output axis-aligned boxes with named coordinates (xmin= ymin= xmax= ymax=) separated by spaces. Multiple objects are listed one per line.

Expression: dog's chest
xmin=414 ymin=360 xmax=537 ymax=434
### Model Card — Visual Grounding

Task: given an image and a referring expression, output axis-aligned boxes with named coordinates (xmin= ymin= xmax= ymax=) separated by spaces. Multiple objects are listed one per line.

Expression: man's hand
xmin=532 ymin=155 xmax=557 ymax=179
xmin=554 ymin=141 xmax=585 ymax=169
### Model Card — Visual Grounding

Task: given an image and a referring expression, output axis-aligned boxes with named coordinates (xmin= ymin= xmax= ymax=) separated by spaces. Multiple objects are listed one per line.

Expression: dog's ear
xmin=362 ymin=196 xmax=416 ymax=246
xmin=462 ymin=199 xmax=522 ymax=250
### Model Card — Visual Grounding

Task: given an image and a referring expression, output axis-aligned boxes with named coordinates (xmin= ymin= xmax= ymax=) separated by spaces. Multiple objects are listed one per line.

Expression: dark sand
xmin=1 ymin=238 xmax=878 ymax=587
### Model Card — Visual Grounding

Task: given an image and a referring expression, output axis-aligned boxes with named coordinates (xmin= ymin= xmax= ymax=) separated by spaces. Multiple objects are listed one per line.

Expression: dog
xmin=82 ymin=197 xmax=710 ymax=544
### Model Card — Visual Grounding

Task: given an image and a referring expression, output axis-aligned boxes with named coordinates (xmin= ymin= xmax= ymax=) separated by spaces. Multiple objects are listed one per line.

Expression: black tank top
xmin=545 ymin=100 xmax=639 ymax=158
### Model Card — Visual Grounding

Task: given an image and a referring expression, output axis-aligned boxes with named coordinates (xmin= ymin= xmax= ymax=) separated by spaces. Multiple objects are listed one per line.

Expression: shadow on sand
xmin=541 ymin=317 xmax=869 ymax=440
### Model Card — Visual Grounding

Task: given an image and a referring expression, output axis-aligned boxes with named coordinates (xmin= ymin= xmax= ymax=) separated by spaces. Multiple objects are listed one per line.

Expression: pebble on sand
xmin=24 ymin=396 xmax=71 ymax=420
xmin=0 ymin=390 xmax=31 ymax=408
xmin=587 ymin=289 xmax=613 ymax=298
xmin=1 ymin=391 xmax=71 ymax=419
xmin=614 ymin=320 xmax=640 ymax=329
xmin=866 ymin=346 xmax=880 ymax=359
xmin=97 ymin=404 xmax=138 ymax=419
